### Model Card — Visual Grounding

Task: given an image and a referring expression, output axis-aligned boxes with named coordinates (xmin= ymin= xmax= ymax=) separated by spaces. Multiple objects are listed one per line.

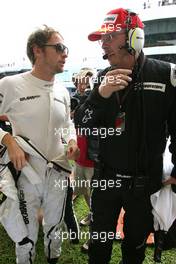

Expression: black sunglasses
xmin=43 ymin=43 xmax=69 ymax=55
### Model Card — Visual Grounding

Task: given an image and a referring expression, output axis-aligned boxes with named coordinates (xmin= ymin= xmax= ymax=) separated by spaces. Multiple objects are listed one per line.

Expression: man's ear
xmin=33 ymin=45 xmax=43 ymax=61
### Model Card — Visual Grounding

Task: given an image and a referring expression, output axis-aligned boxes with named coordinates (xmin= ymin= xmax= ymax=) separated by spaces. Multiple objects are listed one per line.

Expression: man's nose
xmin=62 ymin=52 xmax=68 ymax=58
xmin=101 ymin=40 xmax=110 ymax=49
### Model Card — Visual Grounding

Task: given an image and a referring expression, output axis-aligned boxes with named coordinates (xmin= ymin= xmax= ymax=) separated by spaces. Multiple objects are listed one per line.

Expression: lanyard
xmin=115 ymin=53 xmax=146 ymax=110
xmin=115 ymin=87 xmax=132 ymax=110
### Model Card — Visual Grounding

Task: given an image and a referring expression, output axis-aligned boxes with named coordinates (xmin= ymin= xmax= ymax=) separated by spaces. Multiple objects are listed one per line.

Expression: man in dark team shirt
xmin=74 ymin=7 xmax=176 ymax=264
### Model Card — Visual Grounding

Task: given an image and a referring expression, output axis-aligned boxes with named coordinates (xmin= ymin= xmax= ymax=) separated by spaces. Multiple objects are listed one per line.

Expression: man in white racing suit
xmin=0 ymin=25 xmax=79 ymax=264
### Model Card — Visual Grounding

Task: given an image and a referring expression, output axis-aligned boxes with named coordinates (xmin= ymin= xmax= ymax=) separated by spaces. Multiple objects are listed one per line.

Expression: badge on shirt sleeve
xmin=115 ymin=112 xmax=125 ymax=132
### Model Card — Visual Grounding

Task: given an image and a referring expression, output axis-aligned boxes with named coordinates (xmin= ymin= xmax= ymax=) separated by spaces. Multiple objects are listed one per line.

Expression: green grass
xmin=0 ymin=196 xmax=175 ymax=264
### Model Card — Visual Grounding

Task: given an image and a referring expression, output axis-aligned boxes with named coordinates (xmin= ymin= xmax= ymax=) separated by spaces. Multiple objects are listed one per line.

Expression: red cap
xmin=88 ymin=8 xmax=144 ymax=41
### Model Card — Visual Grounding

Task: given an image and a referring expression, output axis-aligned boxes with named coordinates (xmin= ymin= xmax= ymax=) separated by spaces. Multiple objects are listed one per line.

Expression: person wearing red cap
xmin=74 ymin=7 xmax=176 ymax=264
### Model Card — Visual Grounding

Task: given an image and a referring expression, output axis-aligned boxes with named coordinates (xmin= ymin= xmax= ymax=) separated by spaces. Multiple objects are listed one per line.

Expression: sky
xmin=0 ymin=0 xmax=144 ymax=70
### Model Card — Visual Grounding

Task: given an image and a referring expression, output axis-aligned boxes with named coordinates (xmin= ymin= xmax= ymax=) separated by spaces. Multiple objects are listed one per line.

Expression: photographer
xmin=71 ymin=68 xmax=98 ymax=251
xmin=74 ymin=8 xmax=176 ymax=264
xmin=70 ymin=68 xmax=94 ymax=118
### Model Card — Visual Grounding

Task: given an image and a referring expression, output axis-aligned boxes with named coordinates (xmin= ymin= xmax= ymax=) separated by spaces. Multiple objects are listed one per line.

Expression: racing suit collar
xmin=23 ymin=72 xmax=54 ymax=91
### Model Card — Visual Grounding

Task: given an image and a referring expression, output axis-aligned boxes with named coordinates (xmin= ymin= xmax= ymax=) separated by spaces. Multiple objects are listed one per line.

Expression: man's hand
xmin=162 ymin=176 xmax=176 ymax=186
xmin=66 ymin=139 xmax=80 ymax=160
xmin=2 ymin=134 xmax=28 ymax=170
xmin=99 ymin=68 xmax=132 ymax=98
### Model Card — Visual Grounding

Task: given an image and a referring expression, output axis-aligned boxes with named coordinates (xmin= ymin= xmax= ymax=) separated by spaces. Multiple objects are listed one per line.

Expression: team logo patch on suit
xmin=20 ymin=95 xmax=41 ymax=101
xmin=82 ymin=108 xmax=93 ymax=123
xmin=143 ymin=82 xmax=166 ymax=92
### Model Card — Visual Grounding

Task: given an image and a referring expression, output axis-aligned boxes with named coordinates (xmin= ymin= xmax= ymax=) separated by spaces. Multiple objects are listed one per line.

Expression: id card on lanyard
xmin=115 ymin=112 xmax=125 ymax=132
xmin=115 ymin=90 xmax=129 ymax=133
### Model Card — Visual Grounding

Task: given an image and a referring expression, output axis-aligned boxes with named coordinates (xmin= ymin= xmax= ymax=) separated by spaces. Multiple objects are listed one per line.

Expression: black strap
xmin=19 ymin=136 xmax=71 ymax=174
xmin=0 ymin=192 xmax=7 ymax=205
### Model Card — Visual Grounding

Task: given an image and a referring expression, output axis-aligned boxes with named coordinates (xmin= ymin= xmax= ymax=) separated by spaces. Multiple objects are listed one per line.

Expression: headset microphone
xmin=102 ymin=40 xmax=137 ymax=60
xmin=119 ymin=45 xmax=126 ymax=50
xmin=103 ymin=46 xmax=126 ymax=60
xmin=103 ymin=54 xmax=108 ymax=60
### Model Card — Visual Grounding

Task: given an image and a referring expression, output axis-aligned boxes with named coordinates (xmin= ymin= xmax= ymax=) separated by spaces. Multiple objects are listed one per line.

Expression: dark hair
xmin=26 ymin=25 xmax=63 ymax=65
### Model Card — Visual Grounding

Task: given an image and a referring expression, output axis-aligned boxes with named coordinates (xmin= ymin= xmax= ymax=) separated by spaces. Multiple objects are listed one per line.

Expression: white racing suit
xmin=0 ymin=72 xmax=76 ymax=264
xmin=151 ymin=138 xmax=176 ymax=232
xmin=150 ymin=138 xmax=176 ymax=261
xmin=0 ymin=161 xmax=28 ymax=243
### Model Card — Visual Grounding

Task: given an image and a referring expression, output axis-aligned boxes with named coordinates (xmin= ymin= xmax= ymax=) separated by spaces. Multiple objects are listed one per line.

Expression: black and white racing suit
xmin=0 ymin=71 xmax=76 ymax=264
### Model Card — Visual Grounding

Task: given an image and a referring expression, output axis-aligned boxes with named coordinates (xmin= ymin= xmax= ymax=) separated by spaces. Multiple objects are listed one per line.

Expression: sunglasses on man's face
xmin=43 ymin=43 xmax=69 ymax=55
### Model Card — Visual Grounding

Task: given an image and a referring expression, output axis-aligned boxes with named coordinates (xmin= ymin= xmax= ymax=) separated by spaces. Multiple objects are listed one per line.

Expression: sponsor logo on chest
xmin=135 ymin=82 xmax=166 ymax=92
xmin=20 ymin=95 xmax=41 ymax=101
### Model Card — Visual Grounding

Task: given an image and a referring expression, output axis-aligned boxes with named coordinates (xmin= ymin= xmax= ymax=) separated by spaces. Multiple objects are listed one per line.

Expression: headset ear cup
xmin=128 ymin=28 xmax=145 ymax=52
